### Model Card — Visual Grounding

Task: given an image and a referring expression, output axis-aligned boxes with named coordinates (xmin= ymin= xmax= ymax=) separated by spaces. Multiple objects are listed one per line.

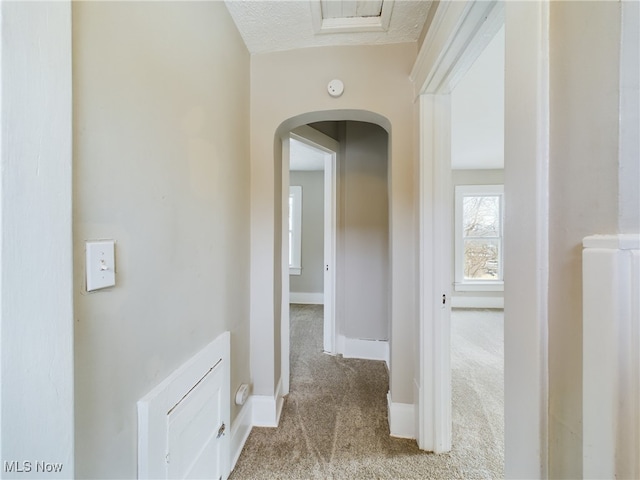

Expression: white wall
xmin=547 ymin=2 xmax=623 ymax=477
xmin=289 ymin=171 xmax=324 ymax=296
xmin=451 ymin=26 xmax=504 ymax=170
xmin=340 ymin=122 xmax=389 ymax=341
xmin=0 ymin=2 xmax=74 ymax=477
xmin=72 ymin=3 xmax=250 ymax=477
xmin=250 ymin=42 xmax=417 ymax=404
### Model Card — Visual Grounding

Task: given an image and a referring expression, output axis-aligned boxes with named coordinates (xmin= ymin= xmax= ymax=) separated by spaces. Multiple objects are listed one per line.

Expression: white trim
xmin=289 ymin=292 xmax=324 ymax=305
xmin=451 ymin=295 xmax=504 ymax=309
xmin=583 ymin=234 xmax=640 ymax=251
xmin=454 ymin=282 xmax=503 ymax=292
xmin=417 ymin=0 xmax=508 ymax=457
xmin=337 ymin=335 xmax=389 ymax=368
xmin=419 ymin=93 xmax=453 ymax=453
xmin=286 ymin=125 xmax=339 ymax=361
xmin=230 ymin=400 xmax=253 ymax=472
xmin=322 ymin=144 xmax=337 ymax=355
xmin=251 ymin=377 xmax=284 ymax=428
xmin=387 ymin=392 xmax=415 ymax=439
xmin=503 ymin=3 xmax=550 ymax=477
xmin=454 ymin=184 xmax=504 ymax=286
xmin=0 ymin=2 xmax=75 ymax=475
xmin=281 ymin=137 xmax=292 ymax=396
xmin=411 ymin=1 xmax=504 ymax=96
xmin=582 ymin=234 xmax=640 ymax=479
xmin=137 ymin=331 xmax=231 ymax=480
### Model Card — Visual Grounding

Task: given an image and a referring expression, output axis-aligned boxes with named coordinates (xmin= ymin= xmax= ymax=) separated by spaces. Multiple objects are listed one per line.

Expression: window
xmin=289 ymin=186 xmax=302 ymax=275
xmin=454 ymin=185 xmax=504 ymax=291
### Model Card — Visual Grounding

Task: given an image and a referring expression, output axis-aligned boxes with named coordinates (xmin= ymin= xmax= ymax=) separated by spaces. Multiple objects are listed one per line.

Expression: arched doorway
xmin=275 ymin=112 xmax=392 ymax=399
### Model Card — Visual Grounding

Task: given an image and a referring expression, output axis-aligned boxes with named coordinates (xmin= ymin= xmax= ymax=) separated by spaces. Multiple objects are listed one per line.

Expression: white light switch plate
xmin=86 ymin=240 xmax=115 ymax=291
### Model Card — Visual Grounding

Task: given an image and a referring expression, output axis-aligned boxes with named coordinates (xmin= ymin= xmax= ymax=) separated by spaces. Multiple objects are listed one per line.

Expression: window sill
xmin=454 ymin=281 xmax=504 ymax=292
xmin=289 ymin=267 xmax=301 ymax=276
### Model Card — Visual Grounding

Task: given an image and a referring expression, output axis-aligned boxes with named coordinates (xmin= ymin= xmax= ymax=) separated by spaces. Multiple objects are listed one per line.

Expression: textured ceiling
xmin=225 ymin=0 xmax=433 ymax=54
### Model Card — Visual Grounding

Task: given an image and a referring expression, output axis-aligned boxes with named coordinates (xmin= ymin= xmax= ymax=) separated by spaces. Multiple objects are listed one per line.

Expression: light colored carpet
xmin=230 ymin=305 xmax=503 ymax=479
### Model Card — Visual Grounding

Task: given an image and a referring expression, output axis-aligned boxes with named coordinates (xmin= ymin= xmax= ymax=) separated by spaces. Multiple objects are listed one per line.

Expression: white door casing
xmin=412 ymin=0 xmax=504 ymax=453
xmin=282 ymin=125 xmax=338 ymax=395
xmin=412 ymin=1 xmax=551 ymax=477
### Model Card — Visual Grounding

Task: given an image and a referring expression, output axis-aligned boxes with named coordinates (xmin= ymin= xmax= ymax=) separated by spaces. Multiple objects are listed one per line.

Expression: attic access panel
xmin=312 ymin=0 xmax=394 ymax=33
xmin=321 ymin=0 xmax=383 ymax=19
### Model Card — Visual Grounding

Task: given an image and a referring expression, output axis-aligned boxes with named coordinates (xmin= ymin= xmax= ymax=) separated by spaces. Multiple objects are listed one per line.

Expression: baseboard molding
xmin=289 ymin=292 xmax=324 ymax=304
xmin=337 ymin=335 xmax=389 ymax=367
xmin=230 ymin=400 xmax=253 ymax=471
xmin=451 ymin=295 xmax=504 ymax=309
xmin=251 ymin=377 xmax=284 ymax=427
xmin=387 ymin=392 xmax=415 ymax=439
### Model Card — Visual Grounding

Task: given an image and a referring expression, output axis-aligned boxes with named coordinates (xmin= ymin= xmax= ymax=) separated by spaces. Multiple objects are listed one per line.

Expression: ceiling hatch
xmin=311 ymin=0 xmax=395 ymax=34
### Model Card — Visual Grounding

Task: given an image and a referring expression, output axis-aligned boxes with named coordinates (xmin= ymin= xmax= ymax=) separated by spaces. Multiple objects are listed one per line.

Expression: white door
xmin=166 ymin=365 xmax=228 ymax=480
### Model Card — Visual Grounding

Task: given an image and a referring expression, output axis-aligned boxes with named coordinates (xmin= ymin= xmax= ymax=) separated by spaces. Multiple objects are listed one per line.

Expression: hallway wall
xmin=339 ymin=122 xmax=390 ymax=341
xmin=289 ymin=170 xmax=324 ymax=296
xmin=250 ymin=42 xmax=417 ymax=404
xmin=72 ymin=3 xmax=250 ymax=477
xmin=547 ymin=2 xmax=623 ymax=476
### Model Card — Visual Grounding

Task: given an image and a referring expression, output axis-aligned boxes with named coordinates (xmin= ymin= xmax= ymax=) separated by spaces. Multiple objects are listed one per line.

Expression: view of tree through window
xmin=462 ymin=195 xmax=501 ymax=280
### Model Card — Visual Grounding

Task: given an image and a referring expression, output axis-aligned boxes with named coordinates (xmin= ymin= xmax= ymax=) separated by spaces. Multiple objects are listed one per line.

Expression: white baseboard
xmin=289 ymin=292 xmax=324 ymax=304
xmin=230 ymin=400 xmax=253 ymax=471
xmin=251 ymin=377 xmax=284 ymax=427
xmin=451 ymin=295 xmax=504 ymax=309
xmin=337 ymin=335 xmax=389 ymax=367
xmin=387 ymin=392 xmax=415 ymax=439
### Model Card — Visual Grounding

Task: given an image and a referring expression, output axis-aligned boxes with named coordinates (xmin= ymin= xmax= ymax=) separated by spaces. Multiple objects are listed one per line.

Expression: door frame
xmin=412 ymin=0 xmax=505 ymax=453
xmin=280 ymin=125 xmax=338 ymax=395
xmin=413 ymin=1 xmax=550 ymax=476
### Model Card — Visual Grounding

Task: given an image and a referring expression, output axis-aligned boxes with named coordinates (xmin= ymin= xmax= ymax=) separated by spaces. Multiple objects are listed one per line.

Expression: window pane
xmin=463 ymin=195 xmax=500 ymax=237
xmin=289 ymin=231 xmax=293 ymax=265
xmin=464 ymin=239 xmax=500 ymax=280
xmin=289 ymin=196 xmax=294 ymax=231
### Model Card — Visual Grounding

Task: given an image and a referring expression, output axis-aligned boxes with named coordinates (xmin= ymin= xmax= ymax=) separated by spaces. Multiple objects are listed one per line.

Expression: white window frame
xmin=454 ymin=184 xmax=504 ymax=291
xmin=289 ymin=186 xmax=302 ymax=275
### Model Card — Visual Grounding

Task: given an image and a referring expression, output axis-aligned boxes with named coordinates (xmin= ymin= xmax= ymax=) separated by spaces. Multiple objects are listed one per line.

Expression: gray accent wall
xmin=339 ymin=121 xmax=390 ymax=341
xmin=289 ymin=171 xmax=324 ymax=295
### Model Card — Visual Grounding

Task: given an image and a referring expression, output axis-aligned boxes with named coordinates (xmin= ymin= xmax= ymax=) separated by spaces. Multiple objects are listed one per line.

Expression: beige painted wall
xmin=548 ymin=2 xmax=622 ymax=477
xmin=250 ymin=43 xmax=417 ymax=403
xmin=340 ymin=122 xmax=390 ymax=341
xmin=72 ymin=2 xmax=250 ymax=477
xmin=289 ymin=171 xmax=324 ymax=295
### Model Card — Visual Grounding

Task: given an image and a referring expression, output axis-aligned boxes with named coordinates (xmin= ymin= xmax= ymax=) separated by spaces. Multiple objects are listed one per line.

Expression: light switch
xmin=86 ymin=240 xmax=115 ymax=291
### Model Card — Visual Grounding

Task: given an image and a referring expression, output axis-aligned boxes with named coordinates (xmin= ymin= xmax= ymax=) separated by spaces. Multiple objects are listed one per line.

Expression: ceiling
xmin=225 ymin=0 xmax=433 ymax=54
xmin=290 ymin=138 xmax=327 ymax=171
xmin=451 ymin=25 xmax=505 ymax=170
xmin=227 ymin=1 xmax=505 ymax=172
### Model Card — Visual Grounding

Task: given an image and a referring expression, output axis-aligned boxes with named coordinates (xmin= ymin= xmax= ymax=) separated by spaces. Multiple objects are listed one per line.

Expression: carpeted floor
xmin=230 ymin=305 xmax=504 ymax=479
